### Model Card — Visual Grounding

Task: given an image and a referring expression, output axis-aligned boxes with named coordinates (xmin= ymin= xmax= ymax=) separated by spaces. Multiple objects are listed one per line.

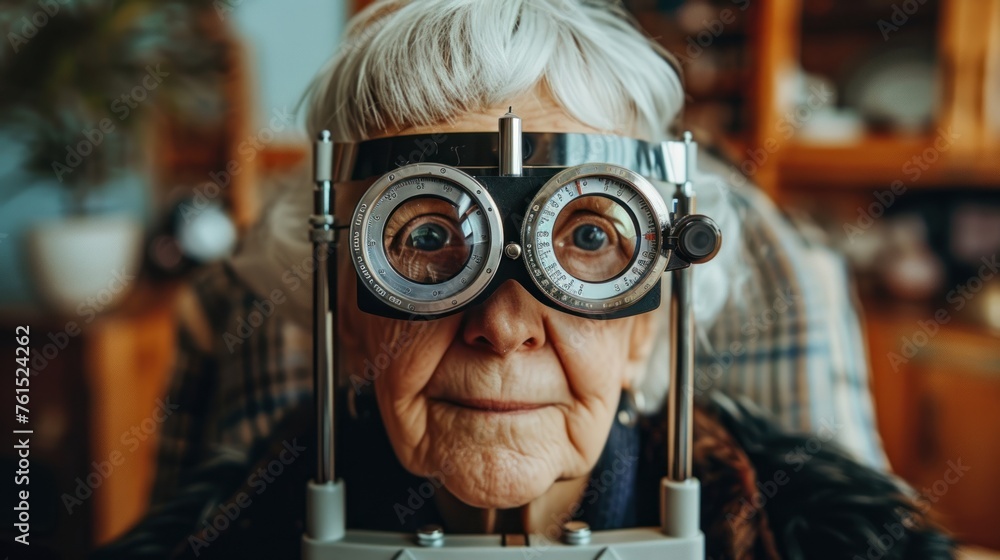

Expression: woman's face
xmin=337 ymin=92 xmax=659 ymax=509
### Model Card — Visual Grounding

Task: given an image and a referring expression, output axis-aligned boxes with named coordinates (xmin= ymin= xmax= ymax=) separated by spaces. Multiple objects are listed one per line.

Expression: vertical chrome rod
xmin=667 ymin=132 xmax=696 ymax=482
xmin=312 ymin=131 xmax=336 ymax=483
xmin=667 ymin=261 xmax=694 ymax=481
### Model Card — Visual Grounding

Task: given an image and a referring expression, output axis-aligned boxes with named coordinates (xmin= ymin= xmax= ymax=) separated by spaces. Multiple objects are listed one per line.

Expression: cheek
xmin=338 ymin=263 xmax=457 ymax=402
xmin=551 ymin=317 xmax=636 ymax=401
xmin=337 ymin=255 xmax=464 ymax=473
xmin=360 ymin=315 xmax=459 ymax=464
xmin=548 ymin=317 xmax=637 ymax=457
xmin=365 ymin=318 xmax=452 ymax=400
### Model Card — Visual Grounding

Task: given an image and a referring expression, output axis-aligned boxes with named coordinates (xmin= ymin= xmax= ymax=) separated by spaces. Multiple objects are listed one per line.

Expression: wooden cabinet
xmin=867 ymin=307 xmax=1000 ymax=549
xmin=750 ymin=0 xmax=1000 ymax=196
xmin=84 ymin=285 xmax=179 ymax=545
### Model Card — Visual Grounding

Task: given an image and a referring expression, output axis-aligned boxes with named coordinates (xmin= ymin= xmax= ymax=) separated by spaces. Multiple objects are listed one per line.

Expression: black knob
xmin=674 ymin=215 xmax=721 ymax=264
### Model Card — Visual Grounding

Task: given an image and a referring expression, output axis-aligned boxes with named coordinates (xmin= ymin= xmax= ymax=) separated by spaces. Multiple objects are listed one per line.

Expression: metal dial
xmin=521 ymin=164 xmax=670 ymax=315
xmin=350 ymin=164 xmax=504 ymax=315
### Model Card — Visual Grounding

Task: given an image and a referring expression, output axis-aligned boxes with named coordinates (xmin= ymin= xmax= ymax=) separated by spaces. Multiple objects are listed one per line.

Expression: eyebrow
xmin=384 ymin=198 xmax=461 ymax=238
xmin=554 ymin=196 xmax=634 ymax=237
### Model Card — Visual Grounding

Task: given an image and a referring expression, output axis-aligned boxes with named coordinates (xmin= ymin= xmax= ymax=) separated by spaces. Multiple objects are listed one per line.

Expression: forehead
xmin=369 ymin=85 xmax=623 ymax=140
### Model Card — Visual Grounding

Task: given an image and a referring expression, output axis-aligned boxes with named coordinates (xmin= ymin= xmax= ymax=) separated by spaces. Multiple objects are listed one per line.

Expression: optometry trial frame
xmin=303 ymin=111 xmax=720 ymax=559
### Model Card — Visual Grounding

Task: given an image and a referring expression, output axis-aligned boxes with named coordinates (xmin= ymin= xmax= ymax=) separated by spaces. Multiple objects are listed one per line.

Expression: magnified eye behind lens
xmin=384 ymin=197 xmax=473 ymax=284
xmin=552 ymin=196 xmax=637 ymax=283
xmin=408 ymin=223 xmax=448 ymax=251
xmin=572 ymin=224 xmax=606 ymax=251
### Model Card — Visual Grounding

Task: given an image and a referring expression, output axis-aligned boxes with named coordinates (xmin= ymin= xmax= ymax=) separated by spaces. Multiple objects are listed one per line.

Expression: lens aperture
xmin=384 ymin=196 xmax=475 ymax=284
xmin=551 ymin=195 xmax=636 ymax=282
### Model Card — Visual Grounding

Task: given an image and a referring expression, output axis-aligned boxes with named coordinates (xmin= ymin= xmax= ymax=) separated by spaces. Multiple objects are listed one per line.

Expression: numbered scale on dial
xmin=522 ymin=164 xmax=671 ymax=315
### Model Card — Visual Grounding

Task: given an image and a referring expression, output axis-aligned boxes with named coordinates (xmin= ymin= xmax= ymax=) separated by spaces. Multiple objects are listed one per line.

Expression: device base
xmin=303 ymin=528 xmax=703 ymax=560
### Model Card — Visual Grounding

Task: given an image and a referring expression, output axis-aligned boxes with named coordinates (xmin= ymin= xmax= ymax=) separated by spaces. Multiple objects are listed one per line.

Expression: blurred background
xmin=0 ymin=0 xmax=998 ymax=557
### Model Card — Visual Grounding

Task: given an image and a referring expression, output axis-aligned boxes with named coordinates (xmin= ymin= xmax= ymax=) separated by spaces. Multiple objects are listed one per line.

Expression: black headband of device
xmin=334 ymin=132 xmax=680 ymax=183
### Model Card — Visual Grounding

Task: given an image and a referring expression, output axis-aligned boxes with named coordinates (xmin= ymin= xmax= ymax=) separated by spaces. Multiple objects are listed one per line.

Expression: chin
xmin=437 ymin=445 xmax=558 ymax=509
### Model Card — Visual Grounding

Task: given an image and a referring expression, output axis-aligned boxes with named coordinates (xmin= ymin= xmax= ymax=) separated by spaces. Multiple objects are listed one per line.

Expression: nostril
xmin=472 ymin=334 xmax=539 ymax=353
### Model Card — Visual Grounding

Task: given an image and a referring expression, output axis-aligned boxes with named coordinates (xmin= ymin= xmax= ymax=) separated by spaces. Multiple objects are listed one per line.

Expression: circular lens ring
xmin=521 ymin=164 xmax=671 ymax=315
xmin=521 ymin=164 xmax=670 ymax=315
xmin=350 ymin=164 xmax=504 ymax=315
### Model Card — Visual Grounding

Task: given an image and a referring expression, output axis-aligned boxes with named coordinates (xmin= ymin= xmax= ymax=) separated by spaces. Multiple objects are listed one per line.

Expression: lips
xmin=437 ymin=397 xmax=548 ymax=413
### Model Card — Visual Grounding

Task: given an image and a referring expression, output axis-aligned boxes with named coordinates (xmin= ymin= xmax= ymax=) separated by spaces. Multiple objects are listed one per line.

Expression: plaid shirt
xmin=151 ymin=179 xmax=886 ymax=506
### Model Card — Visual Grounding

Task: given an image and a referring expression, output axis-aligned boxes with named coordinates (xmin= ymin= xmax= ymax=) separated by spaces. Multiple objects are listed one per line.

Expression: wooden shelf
xmin=731 ymin=0 xmax=1000 ymax=196
xmin=865 ymin=304 xmax=1000 ymax=549
xmin=87 ymin=283 xmax=181 ymax=545
xmin=776 ymin=135 xmax=1000 ymax=189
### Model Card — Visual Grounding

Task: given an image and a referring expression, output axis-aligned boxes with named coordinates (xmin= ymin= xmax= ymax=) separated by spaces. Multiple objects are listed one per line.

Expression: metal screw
xmin=504 ymin=243 xmax=522 ymax=260
xmin=416 ymin=524 xmax=444 ymax=547
xmin=561 ymin=521 xmax=591 ymax=545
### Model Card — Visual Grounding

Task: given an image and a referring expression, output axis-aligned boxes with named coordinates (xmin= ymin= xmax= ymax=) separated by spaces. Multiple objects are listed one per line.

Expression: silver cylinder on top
xmin=499 ymin=108 xmax=523 ymax=176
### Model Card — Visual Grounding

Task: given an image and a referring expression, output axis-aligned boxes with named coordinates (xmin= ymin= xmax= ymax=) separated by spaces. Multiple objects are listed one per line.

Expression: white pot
xmin=26 ymin=216 xmax=143 ymax=316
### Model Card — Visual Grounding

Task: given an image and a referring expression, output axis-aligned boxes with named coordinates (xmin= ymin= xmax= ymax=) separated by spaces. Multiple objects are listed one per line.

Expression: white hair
xmin=306 ymin=0 xmax=684 ymax=141
xmin=303 ymin=0 xmax=745 ymax=412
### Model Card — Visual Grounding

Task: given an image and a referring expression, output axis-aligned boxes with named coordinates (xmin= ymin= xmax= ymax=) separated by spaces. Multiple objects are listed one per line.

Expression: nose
xmin=461 ymin=281 xmax=546 ymax=355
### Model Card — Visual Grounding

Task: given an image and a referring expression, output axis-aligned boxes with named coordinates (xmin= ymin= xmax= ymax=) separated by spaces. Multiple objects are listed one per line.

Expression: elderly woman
xmin=99 ymin=1 xmax=953 ymax=559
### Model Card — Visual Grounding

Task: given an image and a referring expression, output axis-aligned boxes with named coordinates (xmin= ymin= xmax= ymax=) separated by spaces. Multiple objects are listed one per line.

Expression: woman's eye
xmin=407 ymin=223 xmax=449 ymax=251
xmin=383 ymin=200 xmax=472 ymax=284
xmin=572 ymin=224 xmax=608 ymax=251
xmin=552 ymin=210 xmax=633 ymax=283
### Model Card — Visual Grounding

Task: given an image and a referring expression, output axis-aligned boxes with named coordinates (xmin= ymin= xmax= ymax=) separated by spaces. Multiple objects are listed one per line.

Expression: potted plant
xmin=0 ymin=0 xmax=226 ymax=313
